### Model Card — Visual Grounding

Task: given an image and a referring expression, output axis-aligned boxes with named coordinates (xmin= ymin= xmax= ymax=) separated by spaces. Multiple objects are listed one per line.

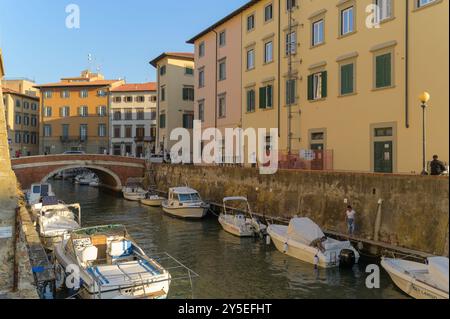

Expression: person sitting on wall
xmin=345 ymin=206 xmax=356 ymax=236
xmin=430 ymin=155 xmax=447 ymax=176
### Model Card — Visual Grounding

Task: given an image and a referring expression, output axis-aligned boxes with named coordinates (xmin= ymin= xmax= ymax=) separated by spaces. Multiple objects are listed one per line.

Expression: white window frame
xmin=341 ymin=7 xmax=354 ymax=35
xmin=312 ymin=19 xmax=324 ymax=46
xmin=264 ymin=41 xmax=273 ymax=64
xmin=313 ymin=72 xmax=323 ymax=100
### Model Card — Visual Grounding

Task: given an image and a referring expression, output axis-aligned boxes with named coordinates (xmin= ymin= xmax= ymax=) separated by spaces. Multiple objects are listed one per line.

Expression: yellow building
xmin=35 ymin=70 xmax=124 ymax=154
xmin=2 ymin=85 xmax=40 ymax=157
xmin=149 ymin=53 xmax=195 ymax=157
xmin=237 ymin=0 xmax=448 ymax=174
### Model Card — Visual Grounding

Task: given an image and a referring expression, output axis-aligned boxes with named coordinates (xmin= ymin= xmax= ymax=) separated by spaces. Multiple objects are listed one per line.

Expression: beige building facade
xmin=150 ymin=53 xmax=195 ymax=158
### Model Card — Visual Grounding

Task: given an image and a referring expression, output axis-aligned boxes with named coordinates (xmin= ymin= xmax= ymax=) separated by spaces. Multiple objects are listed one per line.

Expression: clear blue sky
xmin=0 ymin=0 xmax=247 ymax=84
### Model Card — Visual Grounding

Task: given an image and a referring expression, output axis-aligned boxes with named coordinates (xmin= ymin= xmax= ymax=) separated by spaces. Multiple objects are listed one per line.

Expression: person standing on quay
xmin=345 ymin=206 xmax=356 ymax=236
xmin=430 ymin=155 xmax=447 ymax=176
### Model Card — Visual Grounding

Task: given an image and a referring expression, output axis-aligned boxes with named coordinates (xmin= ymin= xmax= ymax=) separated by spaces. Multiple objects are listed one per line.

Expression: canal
xmin=50 ymin=179 xmax=407 ymax=299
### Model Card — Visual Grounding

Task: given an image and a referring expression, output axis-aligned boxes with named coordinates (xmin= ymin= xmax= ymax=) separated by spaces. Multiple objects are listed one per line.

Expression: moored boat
xmin=141 ymin=194 xmax=166 ymax=207
xmin=218 ymin=197 xmax=267 ymax=237
xmin=381 ymin=257 xmax=449 ymax=299
xmin=122 ymin=179 xmax=148 ymax=201
xmin=162 ymin=187 xmax=209 ymax=219
xmin=54 ymin=225 xmax=171 ymax=299
xmin=26 ymin=183 xmax=56 ymax=207
xmin=267 ymin=217 xmax=360 ymax=268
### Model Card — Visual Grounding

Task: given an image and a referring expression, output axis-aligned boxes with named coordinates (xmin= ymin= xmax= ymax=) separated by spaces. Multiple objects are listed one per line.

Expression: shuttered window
xmin=247 ymin=89 xmax=256 ymax=112
xmin=340 ymin=63 xmax=354 ymax=95
xmin=286 ymin=79 xmax=296 ymax=105
xmin=159 ymin=114 xmax=166 ymax=129
xmin=307 ymin=71 xmax=327 ymax=100
xmin=375 ymin=53 xmax=392 ymax=88
xmin=259 ymin=85 xmax=273 ymax=109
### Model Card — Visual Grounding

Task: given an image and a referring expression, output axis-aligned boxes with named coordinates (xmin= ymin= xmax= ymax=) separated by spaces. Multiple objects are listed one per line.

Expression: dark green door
xmin=374 ymin=141 xmax=393 ymax=173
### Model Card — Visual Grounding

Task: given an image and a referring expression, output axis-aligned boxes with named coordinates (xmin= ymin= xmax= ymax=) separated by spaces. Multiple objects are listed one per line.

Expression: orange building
xmin=35 ymin=70 xmax=124 ymax=154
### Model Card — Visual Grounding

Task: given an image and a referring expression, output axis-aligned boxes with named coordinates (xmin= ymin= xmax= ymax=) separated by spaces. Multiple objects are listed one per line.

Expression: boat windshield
xmin=41 ymin=184 xmax=50 ymax=196
xmin=178 ymin=193 xmax=200 ymax=202
xmin=32 ymin=185 xmax=41 ymax=194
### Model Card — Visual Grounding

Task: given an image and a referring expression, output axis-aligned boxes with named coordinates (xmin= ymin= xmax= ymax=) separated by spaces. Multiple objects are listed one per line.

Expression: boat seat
xmin=76 ymin=245 xmax=99 ymax=264
xmin=109 ymin=240 xmax=133 ymax=259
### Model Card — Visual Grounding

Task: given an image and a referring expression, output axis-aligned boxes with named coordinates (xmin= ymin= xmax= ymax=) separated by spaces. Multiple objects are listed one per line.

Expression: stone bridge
xmin=11 ymin=155 xmax=146 ymax=191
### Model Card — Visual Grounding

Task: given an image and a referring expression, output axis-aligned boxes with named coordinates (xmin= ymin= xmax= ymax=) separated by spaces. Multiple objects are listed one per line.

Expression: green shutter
xmin=376 ymin=53 xmax=391 ymax=88
xmin=341 ymin=64 xmax=354 ymax=95
xmin=384 ymin=54 xmax=391 ymax=87
xmin=321 ymin=71 xmax=327 ymax=98
xmin=307 ymin=75 xmax=314 ymax=100
xmin=267 ymin=85 xmax=273 ymax=108
xmin=259 ymin=87 xmax=267 ymax=109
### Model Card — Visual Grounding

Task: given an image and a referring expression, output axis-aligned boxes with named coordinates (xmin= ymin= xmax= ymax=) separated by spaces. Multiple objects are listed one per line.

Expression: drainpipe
xmin=405 ymin=0 xmax=410 ymax=128
xmin=213 ymin=30 xmax=218 ymax=132
xmin=277 ymin=0 xmax=281 ymax=138
xmin=374 ymin=199 xmax=383 ymax=242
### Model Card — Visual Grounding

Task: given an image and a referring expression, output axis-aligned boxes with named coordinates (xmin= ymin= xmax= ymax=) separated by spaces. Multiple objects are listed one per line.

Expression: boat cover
xmin=428 ymin=257 xmax=449 ymax=291
xmin=287 ymin=218 xmax=325 ymax=246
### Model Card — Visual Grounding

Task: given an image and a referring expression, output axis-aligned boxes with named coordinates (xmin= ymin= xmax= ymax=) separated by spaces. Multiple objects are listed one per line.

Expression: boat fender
xmin=283 ymin=243 xmax=288 ymax=253
xmin=266 ymin=235 xmax=271 ymax=245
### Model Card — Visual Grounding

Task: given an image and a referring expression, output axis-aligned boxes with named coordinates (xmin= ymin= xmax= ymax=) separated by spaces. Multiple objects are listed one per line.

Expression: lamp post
xmin=419 ymin=91 xmax=431 ymax=176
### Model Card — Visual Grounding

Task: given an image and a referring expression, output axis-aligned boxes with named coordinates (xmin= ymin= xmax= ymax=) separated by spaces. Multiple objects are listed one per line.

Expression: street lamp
xmin=419 ymin=91 xmax=431 ymax=176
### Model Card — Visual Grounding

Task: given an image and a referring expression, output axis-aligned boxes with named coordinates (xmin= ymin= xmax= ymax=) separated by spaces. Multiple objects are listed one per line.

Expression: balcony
xmin=134 ymin=136 xmax=155 ymax=143
xmin=60 ymin=136 xmax=89 ymax=143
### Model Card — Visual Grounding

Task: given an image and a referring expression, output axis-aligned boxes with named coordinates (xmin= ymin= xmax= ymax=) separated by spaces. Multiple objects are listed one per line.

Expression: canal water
xmin=50 ymin=180 xmax=407 ymax=299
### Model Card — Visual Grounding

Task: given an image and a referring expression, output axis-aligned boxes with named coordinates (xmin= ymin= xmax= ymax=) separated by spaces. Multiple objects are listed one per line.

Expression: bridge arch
xmin=42 ymin=165 xmax=123 ymax=190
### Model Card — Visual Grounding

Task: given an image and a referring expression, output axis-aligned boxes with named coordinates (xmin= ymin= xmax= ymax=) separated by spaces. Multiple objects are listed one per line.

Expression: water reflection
xmin=50 ymin=180 xmax=407 ymax=299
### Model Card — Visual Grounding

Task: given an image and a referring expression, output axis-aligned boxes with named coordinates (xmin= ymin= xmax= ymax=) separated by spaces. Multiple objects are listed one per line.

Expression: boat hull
xmin=141 ymin=198 xmax=165 ymax=207
xmin=218 ymin=216 xmax=254 ymax=237
xmin=381 ymin=259 xmax=449 ymax=299
xmin=123 ymin=193 xmax=147 ymax=201
xmin=162 ymin=206 xmax=207 ymax=219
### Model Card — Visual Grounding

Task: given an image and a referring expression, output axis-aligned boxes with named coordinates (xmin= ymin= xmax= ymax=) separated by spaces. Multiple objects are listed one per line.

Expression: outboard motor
xmin=339 ymin=249 xmax=356 ymax=267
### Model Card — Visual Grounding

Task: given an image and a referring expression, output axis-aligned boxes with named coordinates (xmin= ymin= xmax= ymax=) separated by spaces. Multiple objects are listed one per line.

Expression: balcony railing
xmin=60 ymin=136 xmax=89 ymax=143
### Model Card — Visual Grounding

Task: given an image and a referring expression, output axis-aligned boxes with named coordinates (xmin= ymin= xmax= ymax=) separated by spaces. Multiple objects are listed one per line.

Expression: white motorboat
xmin=381 ymin=257 xmax=449 ymax=299
xmin=141 ymin=194 xmax=166 ymax=207
xmin=122 ymin=179 xmax=148 ymax=201
xmin=36 ymin=197 xmax=81 ymax=250
xmin=267 ymin=217 xmax=360 ymax=268
xmin=75 ymin=172 xmax=99 ymax=186
xmin=54 ymin=225 xmax=171 ymax=299
xmin=26 ymin=183 xmax=56 ymax=207
xmin=162 ymin=187 xmax=209 ymax=219
xmin=218 ymin=197 xmax=267 ymax=237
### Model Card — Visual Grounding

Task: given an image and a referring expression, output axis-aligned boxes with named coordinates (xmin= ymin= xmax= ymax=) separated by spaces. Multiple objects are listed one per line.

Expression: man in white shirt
xmin=346 ymin=206 xmax=356 ymax=236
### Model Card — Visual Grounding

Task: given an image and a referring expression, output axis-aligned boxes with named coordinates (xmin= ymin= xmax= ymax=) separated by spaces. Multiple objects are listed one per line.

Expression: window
xmin=125 ymin=96 xmax=133 ymax=103
xmin=80 ymin=124 xmax=88 ymax=141
xmin=98 ymin=105 xmax=107 ymax=117
xmin=97 ymin=89 xmax=107 ymax=97
xmin=259 ymin=85 xmax=273 ymax=109
xmin=375 ymin=127 xmax=393 ymax=137
xmin=247 ymin=14 xmax=255 ymax=31
xmin=150 ymin=110 xmax=157 ymax=120
xmin=62 ymin=124 xmax=70 ymax=138
xmin=287 ymin=0 xmax=297 ymax=11
xmin=264 ymin=41 xmax=273 ymax=63
xmin=136 ymin=108 xmax=145 ymax=120
xmin=136 ymin=96 xmax=145 ymax=103
xmin=61 ymin=90 xmax=70 ymax=99
xmin=79 ymin=106 xmax=88 ymax=117
xmin=44 ymin=125 xmax=52 ymax=137
xmin=219 ymin=31 xmax=226 ymax=46
xmin=312 ymin=20 xmax=324 ymax=46
xmin=160 ymin=86 xmax=166 ymax=102
xmin=199 ymin=42 xmax=205 ymax=57
xmin=182 ymin=87 xmax=195 ymax=101
xmin=15 ymin=131 xmax=21 ymax=143
xmin=218 ymin=94 xmax=226 ymax=118
xmin=80 ymin=90 xmax=88 ymax=98
xmin=125 ymin=126 xmax=132 ymax=138
xmin=43 ymin=91 xmax=52 ymax=98
xmin=247 ymin=89 xmax=256 ymax=112
xmin=160 ymin=65 xmax=166 ymax=76
xmin=24 ymin=114 xmax=30 ymax=126
xmin=159 ymin=114 xmax=166 ymax=129
xmin=417 ymin=0 xmax=436 ymax=8
xmin=15 ymin=99 xmax=21 ymax=107
xmin=150 ymin=96 xmax=157 ymax=102
xmin=31 ymin=115 xmax=37 ymax=127
xmin=31 ymin=103 xmax=38 ymax=111
xmin=247 ymin=49 xmax=255 ymax=70
xmin=98 ymin=124 xmax=106 ymax=137
xmin=340 ymin=63 xmax=355 ymax=95
xmin=218 ymin=59 xmax=226 ymax=81
xmin=125 ymin=109 xmax=133 ymax=120
xmin=113 ymin=126 xmax=121 ymax=138
xmin=264 ymin=4 xmax=273 ymax=22
xmin=60 ymin=106 xmax=70 ymax=117
xmin=198 ymin=101 xmax=205 ymax=122
xmin=341 ymin=7 xmax=354 ymax=36
xmin=308 ymin=71 xmax=327 ymax=100
xmin=24 ymin=102 xmax=30 ymax=109
xmin=114 ymin=110 xmax=122 ymax=121
xmin=23 ymin=132 xmax=30 ymax=144
xmin=376 ymin=0 xmax=392 ymax=22
xmin=15 ymin=113 xmax=22 ymax=125
xmin=286 ymin=31 xmax=297 ymax=55
xmin=44 ymin=107 xmax=52 ymax=117
xmin=375 ymin=52 xmax=392 ymax=88
xmin=136 ymin=126 xmax=145 ymax=138
xmin=183 ymin=113 xmax=194 ymax=129
xmin=113 ymin=96 xmax=122 ymax=103
xmin=286 ymin=79 xmax=296 ymax=105
xmin=198 ymin=69 xmax=205 ymax=88
xmin=31 ymin=132 xmax=37 ymax=145
xmin=185 ymin=67 xmax=194 ymax=76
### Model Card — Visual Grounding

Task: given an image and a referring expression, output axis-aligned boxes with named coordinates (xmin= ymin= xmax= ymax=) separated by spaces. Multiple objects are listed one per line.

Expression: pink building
xmin=187 ymin=5 xmax=245 ymax=162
